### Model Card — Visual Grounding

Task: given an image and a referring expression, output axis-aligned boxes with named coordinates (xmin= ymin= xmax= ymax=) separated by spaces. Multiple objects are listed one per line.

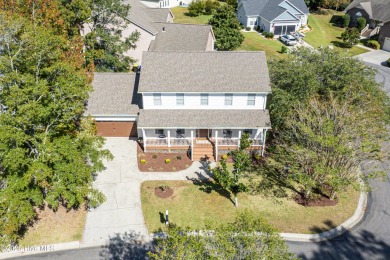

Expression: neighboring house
xmin=344 ymin=0 xmax=390 ymax=51
xmin=87 ymin=51 xmax=272 ymax=161
xmin=141 ymin=0 xmax=192 ymax=8
xmin=149 ymin=23 xmax=215 ymax=51
xmin=237 ymin=0 xmax=309 ymax=35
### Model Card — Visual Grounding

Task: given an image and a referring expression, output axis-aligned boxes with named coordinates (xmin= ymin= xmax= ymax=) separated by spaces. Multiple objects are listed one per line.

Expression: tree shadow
xmin=309 ymin=219 xmax=337 ymax=233
xmin=159 ymin=212 xmax=165 ymax=224
xmin=291 ymin=229 xmax=390 ymax=260
xmin=330 ymin=15 xmax=343 ymax=27
xmin=186 ymin=171 xmax=235 ymax=206
xmin=99 ymin=232 xmax=151 ymax=260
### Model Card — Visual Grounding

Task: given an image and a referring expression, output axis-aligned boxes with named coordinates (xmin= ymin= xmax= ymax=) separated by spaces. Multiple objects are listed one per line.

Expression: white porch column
xmin=167 ymin=130 xmax=171 ymax=147
xmin=142 ymin=128 xmax=147 ymax=152
xmin=261 ymin=129 xmax=267 ymax=156
xmin=238 ymin=130 xmax=242 ymax=148
xmin=263 ymin=95 xmax=268 ymax=110
xmin=190 ymin=130 xmax=194 ymax=161
xmin=215 ymin=130 xmax=218 ymax=161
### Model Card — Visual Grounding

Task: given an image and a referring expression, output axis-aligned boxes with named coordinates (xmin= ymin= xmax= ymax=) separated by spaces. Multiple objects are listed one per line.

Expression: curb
xmin=0 ymin=241 xmax=81 ymax=259
xmin=281 ymin=191 xmax=367 ymax=242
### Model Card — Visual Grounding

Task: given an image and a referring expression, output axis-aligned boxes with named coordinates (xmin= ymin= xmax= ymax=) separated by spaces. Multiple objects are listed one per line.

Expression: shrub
xmin=204 ymin=0 xmax=220 ymax=15
xmin=245 ymin=27 xmax=251 ymax=31
xmin=188 ymin=0 xmax=205 ymax=16
xmin=254 ymin=25 xmax=260 ymax=31
xmin=152 ymin=154 xmax=158 ymax=159
xmin=341 ymin=27 xmax=360 ymax=47
xmin=281 ymin=45 xmax=289 ymax=54
xmin=341 ymin=14 xmax=350 ymax=28
xmin=356 ymin=17 xmax=366 ymax=31
xmin=254 ymin=154 xmax=261 ymax=160
xmin=387 ymin=58 xmax=390 ymax=67
xmin=176 ymin=155 xmax=182 ymax=160
xmin=240 ymin=24 xmax=245 ymax=29
xmin=264 ymin=32 xmax=274 ymax=38
xmin=367 ymin=40 xmax=380 ymax=49
xmin=222 ymin=154 xmax=228 ymax=159
xmin=159 ymin=185 xmax=170 ymax=191
xmin=140 ymin=159 xmax=146 ymax=164
xmin=165 ymin=159 xmax=171 ymax=164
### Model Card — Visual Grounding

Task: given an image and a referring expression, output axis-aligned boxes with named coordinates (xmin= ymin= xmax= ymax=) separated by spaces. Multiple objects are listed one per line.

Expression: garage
xmin=96 ymin=121 xmax=138 ymax=137
xmin=383 ymin=37 xmax=390 ymax=52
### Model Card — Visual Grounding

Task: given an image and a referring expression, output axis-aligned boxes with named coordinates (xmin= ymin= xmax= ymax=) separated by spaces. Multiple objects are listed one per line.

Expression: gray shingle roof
xmin=149 ymin=23 xmax=213 ymax=51
xmin=241 ymin=0 xmax=309 ymax=20
xmin=139 ymin=51 xmax=271 ymax=93
xmin=137 ymin=109 xmax=271 ymax=128
xmin=86 ymin=73 xmax=140 ymax=116
xmin=345 ymin=0 xmax=390 ymax=23
xmin=125 ymin=0 xmax=171 ymax=35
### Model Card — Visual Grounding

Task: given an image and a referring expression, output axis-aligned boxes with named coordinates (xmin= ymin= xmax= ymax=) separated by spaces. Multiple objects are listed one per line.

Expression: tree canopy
xmin=209 ymin=5 xmax=244 ymax=51
xmin=148 ymin=211 xmax=297 ymax=260
xmin=258 ymin=47 xmax=390 ymax=201
xmin=0 ymin=13 xmax=111 ymax=248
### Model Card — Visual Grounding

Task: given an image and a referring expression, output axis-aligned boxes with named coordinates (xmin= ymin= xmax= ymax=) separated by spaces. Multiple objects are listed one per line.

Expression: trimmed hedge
xmin=367 ymin=40 xmax=380 ymax=50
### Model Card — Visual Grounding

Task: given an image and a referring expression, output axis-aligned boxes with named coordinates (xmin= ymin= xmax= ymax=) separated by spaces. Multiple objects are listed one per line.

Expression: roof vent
xmin=162 ymin=26 xmax=165 ymax=32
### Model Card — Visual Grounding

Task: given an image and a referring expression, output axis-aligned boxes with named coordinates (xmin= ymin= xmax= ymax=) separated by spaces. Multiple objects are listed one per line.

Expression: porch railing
xmin=144 ymin=137 xmax=262 ymax=147
xmin=360 ymin=24 xmax=369 ymax=36
xmin=145 ymin=137 xmax=191 ymax=147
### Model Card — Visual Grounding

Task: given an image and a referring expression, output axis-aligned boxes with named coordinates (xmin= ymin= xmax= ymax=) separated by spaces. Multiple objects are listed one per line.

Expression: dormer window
xmin=225 ymin=94 xmax=233 ymax=106
xmin=153 ymin=93 xmax=162 ymax=106
xmin=247 ymin=94 xmax=256 ymax=106
xmin=176 ymin=93 xmax=184 ymax=105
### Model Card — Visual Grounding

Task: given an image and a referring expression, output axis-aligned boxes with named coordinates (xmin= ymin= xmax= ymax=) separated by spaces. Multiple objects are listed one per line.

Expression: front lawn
xmin=305 ymin=13 xmax=369 ymax=56
xmin=141 ymin=180 xmax=360 ymax=234
xmin=237 ymin=32 xmax=284 ymax=59
xmin=171 ymin=7 xmax=211 ymax=24
xmin=19 ymin=206 xmax=86 ymax=246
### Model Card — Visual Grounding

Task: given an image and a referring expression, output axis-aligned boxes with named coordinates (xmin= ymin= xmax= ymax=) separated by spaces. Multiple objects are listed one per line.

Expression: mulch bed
xmin=295 ymin=194 xmax=338 ymax=207
xmin=154 ymin=187 xmax=174 ymax=198
xmin=137 ymin=145 xmax=192 ymax=172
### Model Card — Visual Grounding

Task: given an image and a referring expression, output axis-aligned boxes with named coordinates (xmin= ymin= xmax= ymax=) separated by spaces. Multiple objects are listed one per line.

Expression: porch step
xmin=361 ymin=29 xmax=372 ymax=38
xmin=193 ymin=144 xmax=215 ymax=161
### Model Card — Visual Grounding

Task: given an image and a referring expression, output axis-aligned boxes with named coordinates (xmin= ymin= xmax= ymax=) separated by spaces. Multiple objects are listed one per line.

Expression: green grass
xmin=305 ymin=13 xmax=369 ymax=56
xmin=171 ymin=7 xmax=212 ymax=24
xmin=237 ymin=32 xmax=285 ymax=59
xmin=141 ymin=180 xmax=360 ymax=234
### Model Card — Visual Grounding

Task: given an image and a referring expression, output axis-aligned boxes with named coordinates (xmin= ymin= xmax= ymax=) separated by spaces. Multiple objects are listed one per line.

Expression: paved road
xmin=9 ymin=62 xmax=390 ymax=260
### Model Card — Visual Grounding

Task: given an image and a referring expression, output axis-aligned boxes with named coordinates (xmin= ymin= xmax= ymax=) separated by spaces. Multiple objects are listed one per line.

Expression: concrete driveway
xmin=82 ymin=138 xmax=148 ymax=247
xmin=358 ymin=50 xmax=390 ymax=67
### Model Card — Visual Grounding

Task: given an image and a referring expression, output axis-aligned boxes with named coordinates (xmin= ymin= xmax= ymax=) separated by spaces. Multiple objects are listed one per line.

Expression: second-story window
xmin=225 ymin=94 xmax=233 ymax=106
xmin=247 ymin=94 xmax=256 ymax=106
xmin=201 ymin=94 xmax=208 ymax=105
xmin=153 ymin=93 xmax=162 ymax=106
xmin=176 ymin=93 xmax=184 ymax=105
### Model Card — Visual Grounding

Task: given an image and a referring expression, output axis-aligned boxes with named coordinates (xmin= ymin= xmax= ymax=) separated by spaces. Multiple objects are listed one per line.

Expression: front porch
xmin=139 ymin=128 xmax=267 ymax=161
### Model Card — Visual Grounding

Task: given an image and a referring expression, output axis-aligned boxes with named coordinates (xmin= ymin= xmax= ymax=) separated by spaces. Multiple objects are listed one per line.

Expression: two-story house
xmin=86 ymin=51 xmax=271 ymax=161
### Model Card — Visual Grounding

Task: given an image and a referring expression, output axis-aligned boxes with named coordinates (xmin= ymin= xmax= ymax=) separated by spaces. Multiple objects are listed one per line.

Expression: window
xmin=153 ymin=93 xmax=161 ymax=106
xmin=155 ymin=129 xmax=164 ymax=135
xmin=176 ymin=129 xmax=185 ymax=135
xmin=225 ymin=94 xmax=233 ymax=106
xmin=250 ymin=21 xmax=254 ymax=25
xmin=247 ymin=94 xmax=256 ymax=106
xmin=223 ymin=129 xmax=232 ymax=138
xmin=176 ymin=93 xmax=184 ymax=105
xmin=201 ymin=94 xmax=208 ymax=105
xmin=244 ymin=129 xmax=253 ymax=134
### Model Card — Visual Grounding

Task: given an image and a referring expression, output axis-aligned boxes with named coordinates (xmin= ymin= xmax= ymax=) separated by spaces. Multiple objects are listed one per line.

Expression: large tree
xmin=0 ymin=14 xmax=111 ymax=247
xmin=209 ymin=5 xmax=244 ymax=50
xmin=258 ymin=47 xmax=390 ymax=200
xmin=84 ymin=0 xmax=140 ymax=72
xmin=148 ymin=211 xmax=297 ymax=259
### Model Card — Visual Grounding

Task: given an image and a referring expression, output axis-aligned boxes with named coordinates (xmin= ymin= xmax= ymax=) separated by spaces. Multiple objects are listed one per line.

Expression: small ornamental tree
xmin=356 ymin=17 xmax=367 ymax=31
xmin=341 ymin=27 xmax=360 ymax=47
xmin=341 ymin=14 xmax=350 ymax=28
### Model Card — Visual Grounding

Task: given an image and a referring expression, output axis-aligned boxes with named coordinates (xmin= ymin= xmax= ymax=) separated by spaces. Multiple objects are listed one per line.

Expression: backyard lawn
xmin=171 ymin=7 xmax=211 ymax=24
xmin=19 ymin=206 xmax=86 ymax=246
xmin=305 ymin=13 xmax=369 ymax=56
xmin=237 ymin=32 xmax=285 ymax=59
xmin=141 ymin=180 xmax=360 ymax=234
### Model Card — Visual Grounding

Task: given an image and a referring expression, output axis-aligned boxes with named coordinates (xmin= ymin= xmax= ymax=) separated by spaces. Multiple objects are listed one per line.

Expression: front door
xmin=198 ymin=129 xmax=209 ymax=138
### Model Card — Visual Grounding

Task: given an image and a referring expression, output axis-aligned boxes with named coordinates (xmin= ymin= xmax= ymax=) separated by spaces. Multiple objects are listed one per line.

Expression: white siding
xmin=237 ymin=5 xmax=248 ymax=27
xmin=142 ymin=93 xmax=268 ymax=110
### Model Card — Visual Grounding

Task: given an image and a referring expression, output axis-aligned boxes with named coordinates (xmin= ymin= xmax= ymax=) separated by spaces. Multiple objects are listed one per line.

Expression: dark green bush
xmin=205 ymin=0 xmax=220 ymax=15
xmin=152 ymin=154 xmax=158 ymax=159
xmin=188 ymin=0 xmax=205 ymax=16
xmin=341 ymin=14 xmax=350 ymax=28
xmin=356 ymin=17 xmax=366 ymax=31
xmin=176 ymin=155 xmax=182 ymax=160
xmin=254 ymin=25 xmax=260 ymax=31
xmin=245 ymin=27 xmax=251 ymax=31
xmin=281 ymin=46 xmax=289 ymax=53
xmin=387 ymin=58 xmax=390 ymax=67
xmin=367 ymin=40 xmax=380 ymax=49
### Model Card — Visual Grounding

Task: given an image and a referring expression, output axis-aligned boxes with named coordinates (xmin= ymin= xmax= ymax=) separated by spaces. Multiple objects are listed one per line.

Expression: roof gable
xmin=279 ymin=0 xmax=304 ymax=15
xmin=273 ymin=10 xmax=300 ymax=21
xmin=344 ymin=0 xmax=390 ymax=23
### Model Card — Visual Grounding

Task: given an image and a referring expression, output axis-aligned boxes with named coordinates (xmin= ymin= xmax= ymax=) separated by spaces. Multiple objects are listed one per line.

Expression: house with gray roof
xmin=87 ymin=51 xmax=272 ymax=161
xmin=237 ymin=0 xmax=309 ymax=35
xmin=344 ymin=0 xmax=390 ymax=51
